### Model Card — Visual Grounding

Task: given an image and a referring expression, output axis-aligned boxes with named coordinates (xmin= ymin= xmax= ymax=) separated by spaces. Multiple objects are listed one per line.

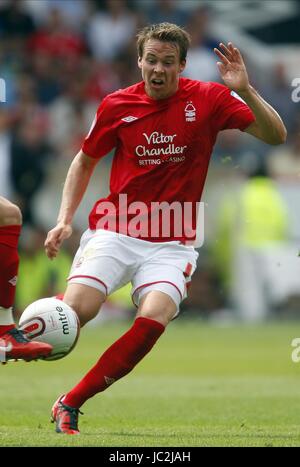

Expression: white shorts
xmin=68 ymin=229 xmax=198 ymax=314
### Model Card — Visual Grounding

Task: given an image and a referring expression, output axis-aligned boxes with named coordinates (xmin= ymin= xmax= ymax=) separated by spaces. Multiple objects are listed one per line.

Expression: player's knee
xmin=137 ymin=302 xmax=176 ymax=327
xmin=11 ymin=204 xmax=22 ymax=226
xmin=137 ymin=290 xmax=178 ymax=326
xmin=63 ymin=285 xmax=106 ymax=328
xmin=0 ymin=200 xmax=22 ymax=226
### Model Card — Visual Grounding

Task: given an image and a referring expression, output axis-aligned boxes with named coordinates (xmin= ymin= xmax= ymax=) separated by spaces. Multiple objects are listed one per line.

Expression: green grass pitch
xmin=0 ymin=319 xmax=300 ymax=447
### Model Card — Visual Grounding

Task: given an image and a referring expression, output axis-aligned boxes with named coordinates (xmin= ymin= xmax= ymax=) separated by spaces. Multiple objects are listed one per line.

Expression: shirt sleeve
xmin=82 ymin=96 xmax=118 ymax=159
xmin=208 ymin=82 xmax=255 ymax=132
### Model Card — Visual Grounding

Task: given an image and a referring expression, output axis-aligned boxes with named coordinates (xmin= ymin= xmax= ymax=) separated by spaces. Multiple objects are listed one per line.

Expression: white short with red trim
xmin=68 ymin=229 xmax=198 ymax=314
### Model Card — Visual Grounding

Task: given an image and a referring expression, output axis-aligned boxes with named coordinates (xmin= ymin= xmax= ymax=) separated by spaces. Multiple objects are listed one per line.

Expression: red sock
xmin=0 ymin=225 xmax=21 ymax=309
xmin=63 ymin=317 xmax=165 ymax=408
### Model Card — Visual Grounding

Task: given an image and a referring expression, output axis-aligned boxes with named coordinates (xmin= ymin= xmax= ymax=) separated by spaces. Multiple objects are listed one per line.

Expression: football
xmin=19 ymin=298 xmax=80 ymax=361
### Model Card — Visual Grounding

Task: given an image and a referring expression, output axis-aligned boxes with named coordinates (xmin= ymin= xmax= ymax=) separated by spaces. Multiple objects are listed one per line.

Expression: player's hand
xmin=214 ymin=42 xmax=250 ymax=93
xmin=44 ymin=223 xmax=73 ymax=259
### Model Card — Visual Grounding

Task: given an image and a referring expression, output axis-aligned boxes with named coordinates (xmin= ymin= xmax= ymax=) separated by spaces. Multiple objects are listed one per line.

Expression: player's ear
xmin=138 ymin=57 xmax=143 ymax=69
xmin=179 ymin=60 xmax=186 ymax=73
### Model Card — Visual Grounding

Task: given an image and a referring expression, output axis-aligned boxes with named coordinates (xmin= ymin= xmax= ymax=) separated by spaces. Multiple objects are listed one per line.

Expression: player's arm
xmin=45 ymin=150 xmax=98 ymax=259
xmin=238 ymin=86 xmax=286 ymax=144
xmin=214 ymin=42 xmax=287 ymax=145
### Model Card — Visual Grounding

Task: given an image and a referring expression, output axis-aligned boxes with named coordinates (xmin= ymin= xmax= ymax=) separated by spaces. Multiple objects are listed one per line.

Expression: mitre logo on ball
xmin=19 ymin=298 xmax=80 ymax=361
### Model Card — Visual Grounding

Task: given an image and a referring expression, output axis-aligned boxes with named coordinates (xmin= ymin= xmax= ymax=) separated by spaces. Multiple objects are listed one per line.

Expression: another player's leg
xmin=51 ymin=285 xmax=173 ymax=434
xmin=0 ymin=197 xmax=52 ymax=362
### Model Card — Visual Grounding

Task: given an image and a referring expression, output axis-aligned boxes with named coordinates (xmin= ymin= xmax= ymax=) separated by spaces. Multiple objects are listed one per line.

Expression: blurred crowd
xmin=1 ymin=0 xmax=300 ymax=320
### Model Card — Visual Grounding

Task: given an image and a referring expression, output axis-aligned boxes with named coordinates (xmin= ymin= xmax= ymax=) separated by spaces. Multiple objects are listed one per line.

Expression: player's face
xmin=138 ymin=39 xmax=186 ymax=100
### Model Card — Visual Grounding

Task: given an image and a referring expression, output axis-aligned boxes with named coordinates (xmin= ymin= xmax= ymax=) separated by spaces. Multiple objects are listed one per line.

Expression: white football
xmin=19 ymin=298 xmax=80 ymax=361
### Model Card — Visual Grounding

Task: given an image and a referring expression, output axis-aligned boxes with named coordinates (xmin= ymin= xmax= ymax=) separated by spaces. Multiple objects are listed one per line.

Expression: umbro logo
xmin=8 ymin=276 xmax=17 ymax=286
xmin=121 ymin=116 xmax=138 ymax=123
xmin=104 ymin=376 xmax=116 ymax=386
xmin=230 ymin=90 xmax=247 ymax=104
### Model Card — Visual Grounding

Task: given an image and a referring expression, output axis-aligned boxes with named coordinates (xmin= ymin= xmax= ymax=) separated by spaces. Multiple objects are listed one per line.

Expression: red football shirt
xmin=82 ymin=77 xmax=255 ymax=243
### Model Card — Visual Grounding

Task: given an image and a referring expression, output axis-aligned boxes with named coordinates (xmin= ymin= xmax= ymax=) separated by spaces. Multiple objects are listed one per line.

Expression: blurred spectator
xmin=0 ymin=109 xmax=13 ymax=198
xmin=0 ymin=1 xmax=35 ymax=99
xmin=10 ymin=117 xmax=53 ymax=226
xmin=11 ymin=73 xmax=49 ymax=135
xmin=48 ymin=75 xmax=97 ymax=158
xmin=83 ymin=58 xmax=122 ymax=102
xmin=261 ymin=62 xmax=300 ymax=133
xmin=0 ymin=0 xmax=35 ymax=39
xmin=183 ymin=7 xmax=220 ymax=82
xmin=144 ymin=0 xmax=190 ymax=26
xmin=27 ymin=7 xmax=87 ymax=73
xmin=24 ymin=0 xmax=90 ymax=31
xmin=29 ymin=52 xmax=61 ymax=105
xmin=87 ymin=0 xmax=138 ymax=62
xmin=212 ymin=161 xmax=292 ymax=321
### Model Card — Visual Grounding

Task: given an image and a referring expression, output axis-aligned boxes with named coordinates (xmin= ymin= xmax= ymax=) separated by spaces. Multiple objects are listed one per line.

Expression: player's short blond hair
xmin=137 ymin=23 xmax=191 ymax=63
